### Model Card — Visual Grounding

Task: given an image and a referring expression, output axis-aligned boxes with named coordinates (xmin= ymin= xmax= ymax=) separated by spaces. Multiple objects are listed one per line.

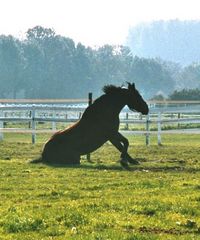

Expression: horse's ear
xmin=127 ymin=82 xmax=135 ymax=90
xmin=131 ymin=83 xmax=136 ymax=90
xmin=127 ymin=82 xmax=131 ymax=89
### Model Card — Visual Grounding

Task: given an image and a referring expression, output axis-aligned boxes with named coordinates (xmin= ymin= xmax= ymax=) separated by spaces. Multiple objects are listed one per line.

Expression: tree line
xmin=0 ymin=26 xmax=200 ymax=100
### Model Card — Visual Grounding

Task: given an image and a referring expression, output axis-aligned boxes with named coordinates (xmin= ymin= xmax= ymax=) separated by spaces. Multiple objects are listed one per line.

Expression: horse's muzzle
xmin=142 ymin=105 xmax=149 ymax=115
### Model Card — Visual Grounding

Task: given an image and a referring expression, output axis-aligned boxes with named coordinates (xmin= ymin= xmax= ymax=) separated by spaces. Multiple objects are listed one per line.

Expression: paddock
xmin=0 ymin=132 xmax=199 ymax=239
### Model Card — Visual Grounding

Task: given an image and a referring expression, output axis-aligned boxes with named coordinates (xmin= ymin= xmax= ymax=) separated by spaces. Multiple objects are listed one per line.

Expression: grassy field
xmin=0 ymin=133 xmax=200 ymax=239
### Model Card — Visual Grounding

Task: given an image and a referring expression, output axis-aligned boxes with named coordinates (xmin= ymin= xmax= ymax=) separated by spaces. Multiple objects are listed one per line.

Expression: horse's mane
xmin=102 ymin=85 xmax=121 ymax=94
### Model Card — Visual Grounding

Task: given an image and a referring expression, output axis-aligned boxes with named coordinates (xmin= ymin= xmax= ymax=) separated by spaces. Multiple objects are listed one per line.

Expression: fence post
xmin=125 ymin=112 xmax=129 ymax=130
xmin=28 ymin=111 xmax=31 ymax=129
xmin=52 ymin=111 xmax=56 ymax=131
xmin=145 ymin=114 xmax=150 ymax=146
xmin=31 ymin=106 xmax=36 ymax=144
xmin=87 ymin=93 xmax=92 ymax=161
xmin=178 ymin=112 xmax=181 ymax=128
xmin=0 ymin=110 xmax=4 ymax=141
xmin=157 ymin=112 xmax=162 ymax=145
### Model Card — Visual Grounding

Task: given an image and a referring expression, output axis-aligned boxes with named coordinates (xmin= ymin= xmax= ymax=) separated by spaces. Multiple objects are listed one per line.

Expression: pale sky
xmin=0 ymin=0 xmax=200 ymax=46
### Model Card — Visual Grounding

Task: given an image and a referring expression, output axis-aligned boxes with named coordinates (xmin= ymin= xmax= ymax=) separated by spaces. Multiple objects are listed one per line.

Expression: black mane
xmin=102 ymin=85 xmax=121 ymax=94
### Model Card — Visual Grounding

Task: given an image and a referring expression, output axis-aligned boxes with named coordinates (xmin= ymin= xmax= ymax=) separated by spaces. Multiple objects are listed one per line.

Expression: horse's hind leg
xmin=63 ymin=154 xmax=80 ymax=165
xmin=42 ymin=142 xmax=80 ymax=165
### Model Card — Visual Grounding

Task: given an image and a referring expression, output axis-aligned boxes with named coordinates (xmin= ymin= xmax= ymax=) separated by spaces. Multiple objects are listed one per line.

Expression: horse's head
xmin=126 ymin=82 xmax=149 ymax=115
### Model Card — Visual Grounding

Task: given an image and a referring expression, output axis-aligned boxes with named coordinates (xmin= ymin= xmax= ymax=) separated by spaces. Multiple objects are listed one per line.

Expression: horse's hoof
xmin=120 ymin=159 xmax=129 ymax=169
xmin=128 ymin=158 xmax=140 ymax=165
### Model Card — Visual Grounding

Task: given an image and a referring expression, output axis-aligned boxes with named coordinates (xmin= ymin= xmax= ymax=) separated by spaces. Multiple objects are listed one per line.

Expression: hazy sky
xmin=0 ymin=0 xmax=200 ymax=46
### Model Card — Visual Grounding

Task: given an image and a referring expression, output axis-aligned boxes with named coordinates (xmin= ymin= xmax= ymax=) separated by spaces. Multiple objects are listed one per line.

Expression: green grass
xmin=0 ymin=134 xmax=200 ymax=239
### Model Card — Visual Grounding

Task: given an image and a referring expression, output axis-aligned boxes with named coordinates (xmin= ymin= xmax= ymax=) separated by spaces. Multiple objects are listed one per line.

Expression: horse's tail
xmin=30 ymin=156 xmax=43 ymax=164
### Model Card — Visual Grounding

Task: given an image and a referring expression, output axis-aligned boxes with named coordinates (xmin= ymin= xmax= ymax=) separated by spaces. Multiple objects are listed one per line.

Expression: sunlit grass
xmin=0 ymin=134 xmax=200 ymax=239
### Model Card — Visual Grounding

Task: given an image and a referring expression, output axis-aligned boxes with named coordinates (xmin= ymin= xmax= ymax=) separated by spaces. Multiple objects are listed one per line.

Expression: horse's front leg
xmin=109 ymin=132 xmax=139 ymax=166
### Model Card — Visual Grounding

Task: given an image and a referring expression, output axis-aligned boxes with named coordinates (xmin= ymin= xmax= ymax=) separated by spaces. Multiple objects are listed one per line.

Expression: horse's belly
xmin=78 ymin=135 xmax=108 ymax=155
xmin=43 ymin=120 xmax=116 ymax=156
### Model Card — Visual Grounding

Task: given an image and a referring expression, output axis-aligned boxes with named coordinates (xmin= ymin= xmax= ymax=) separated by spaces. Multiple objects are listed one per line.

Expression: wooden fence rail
xmin=0 ymin=107 xmax=200 ymax=145
xmin=0 ymin=98 xmax=200 ymax=145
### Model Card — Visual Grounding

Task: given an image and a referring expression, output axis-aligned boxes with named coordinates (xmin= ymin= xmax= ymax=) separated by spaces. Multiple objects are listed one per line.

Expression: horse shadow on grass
xmin=30 ymin=158 xmax=200 ymax=173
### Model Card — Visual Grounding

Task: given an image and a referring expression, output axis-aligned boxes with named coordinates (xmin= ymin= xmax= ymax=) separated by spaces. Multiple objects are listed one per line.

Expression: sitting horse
xmin=41 ymin=82 xmax=149 ymax=167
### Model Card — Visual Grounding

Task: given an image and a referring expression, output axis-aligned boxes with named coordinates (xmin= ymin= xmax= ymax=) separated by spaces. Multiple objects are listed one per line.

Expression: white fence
xmin=0 ymin=100 xmax=200 ymax=145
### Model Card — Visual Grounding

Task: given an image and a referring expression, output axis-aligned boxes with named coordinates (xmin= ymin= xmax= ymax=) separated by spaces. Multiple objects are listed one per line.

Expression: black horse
xmin=41 ymin=83 xmax=149 ymax=167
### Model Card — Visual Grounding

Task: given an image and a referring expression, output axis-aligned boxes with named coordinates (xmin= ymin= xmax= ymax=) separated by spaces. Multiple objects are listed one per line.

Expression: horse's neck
xmin=94 ymin=94 xmax=125 ymax=115
xmin=81 ymin=94 xmax=125 ymax=123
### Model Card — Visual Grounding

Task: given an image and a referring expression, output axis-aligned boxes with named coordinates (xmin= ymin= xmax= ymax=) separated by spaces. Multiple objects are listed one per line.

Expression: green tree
xmin=0 ymin=35 xmax=24 ymax=98
xmin=169 ymin=88 xmax=200 ymax=100
xmin=24 ymin=26 xmax=77 ymax=98
xmin=26 ymin=26 xmax=56 ymax=41
xmin=22 ymin=41 xmax=45 ymax=98
xmin=176 ymin=63 xmax=200 ymax=90
xmin=128 ymin=57 xmax=175 ymax=98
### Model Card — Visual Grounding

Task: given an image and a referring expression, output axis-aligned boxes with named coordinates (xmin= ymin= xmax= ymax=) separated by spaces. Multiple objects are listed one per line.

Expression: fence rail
xmin=0 ymin=99 xmax=200 ymax=145
xmin=1 ymin=99 xmax=200 ymax=104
